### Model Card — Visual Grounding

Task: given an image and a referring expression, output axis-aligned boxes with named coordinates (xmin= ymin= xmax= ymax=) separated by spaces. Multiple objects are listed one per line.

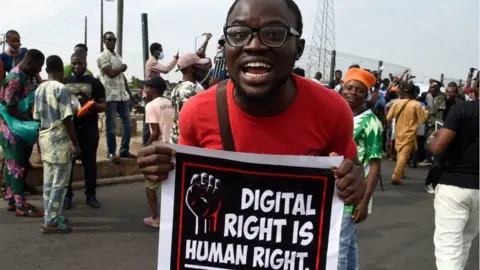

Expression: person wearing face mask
xmin=142 ymin=43 xmax=179 ymax=145
xmin=0 ymin=30 xmax=42 ymax=86
xmin=145 ymin=42 xmax=178 ymax=80
xmin=169 ymin=52 xmax=210 ymax=144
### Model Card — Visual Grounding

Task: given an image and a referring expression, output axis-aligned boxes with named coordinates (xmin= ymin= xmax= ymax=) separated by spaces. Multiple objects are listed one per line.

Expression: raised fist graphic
xmin=185 ymin=173 xmax=222 ymax=235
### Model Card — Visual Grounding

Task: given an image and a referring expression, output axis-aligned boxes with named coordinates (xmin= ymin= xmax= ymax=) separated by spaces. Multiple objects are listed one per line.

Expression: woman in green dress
xmin=0 ymin=49 xmax=45 ymax=217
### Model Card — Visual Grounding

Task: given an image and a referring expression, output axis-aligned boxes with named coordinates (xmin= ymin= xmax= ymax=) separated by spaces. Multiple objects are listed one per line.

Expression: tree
xmin=129 ymin=76 xmax=141 ymax=89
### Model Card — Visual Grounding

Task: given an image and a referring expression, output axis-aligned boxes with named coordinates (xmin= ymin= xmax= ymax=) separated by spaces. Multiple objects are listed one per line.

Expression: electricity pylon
xmin=306 ymin=0 xmax=336 ymax=82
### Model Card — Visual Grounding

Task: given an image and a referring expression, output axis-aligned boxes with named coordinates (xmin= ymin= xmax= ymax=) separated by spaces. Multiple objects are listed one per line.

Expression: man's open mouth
xmin=241 ymin=62 xmax=273 ymax=78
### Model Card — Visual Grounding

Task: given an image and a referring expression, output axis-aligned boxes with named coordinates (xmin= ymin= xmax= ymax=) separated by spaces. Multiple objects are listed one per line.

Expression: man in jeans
xmin=427 ymin=88 xmax=478 ymax=270
xmin=97 ymin=31 xmax=136 ymax=160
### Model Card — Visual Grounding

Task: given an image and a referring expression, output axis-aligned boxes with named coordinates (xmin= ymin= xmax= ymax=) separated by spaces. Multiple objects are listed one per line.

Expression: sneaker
xmin=64 ymin=197 xmax=72 ymax=210
xmin=119 ymin=152 xmax=137 ymax=159
xmin=419 ymin=160 xmax=432 ymax=166
xmin=107 ymin=153 xmax=120 ymax=162
xmin=86 ymin=196 xmax=101 ymax=209
xmin=425 ymin=184 xmax=435 ymax=194
xmin=41 ymin=222 xmax=73 ymax=234
xmin=143 ymin=216 xmax=160 ymax=228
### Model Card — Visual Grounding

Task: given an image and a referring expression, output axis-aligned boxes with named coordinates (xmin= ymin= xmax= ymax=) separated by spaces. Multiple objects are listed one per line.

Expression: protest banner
xmin=159 ymin=145 xmax=344 ymax=270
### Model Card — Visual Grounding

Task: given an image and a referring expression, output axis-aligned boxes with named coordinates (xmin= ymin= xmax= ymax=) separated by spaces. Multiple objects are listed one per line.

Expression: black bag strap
xmin=216 ymin=80 xmax=236 ymax=152
xmin=395 ymin=100 xmax=411 ymax=127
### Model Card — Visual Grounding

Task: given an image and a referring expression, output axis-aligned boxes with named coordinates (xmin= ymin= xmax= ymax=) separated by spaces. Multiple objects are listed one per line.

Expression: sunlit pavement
xmin=0 ymin=160 xmax=478 ymax=270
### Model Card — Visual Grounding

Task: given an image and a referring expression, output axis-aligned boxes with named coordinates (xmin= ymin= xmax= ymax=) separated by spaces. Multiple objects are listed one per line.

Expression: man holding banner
xmin=138 ymin=0 xmax=366 ymax=269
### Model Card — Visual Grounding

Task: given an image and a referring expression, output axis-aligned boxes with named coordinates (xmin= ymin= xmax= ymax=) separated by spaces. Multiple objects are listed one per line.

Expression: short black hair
xmin=292 ymin=67 xmax=305 ymax=77
xmin=349 ymin=64 xmax=360 ymax=69
xmin=46 ymin=55 xmax=64 ymax=73
xmin=5 ymin=30 xmax=19 ymax=39
xmin=24 ymin=49 xmax=45 ymax=62
xmin=382 ymin=78 xmax=390 ymax=86
xmin=71 ymin=52 xmax=86 ymax=60
xmin=447 ymin=81 xmax=458 ymax=88
xmin=315 ymin=72 xmax=322 ymax=79
xmin=103 ymin=31 xmax=115 ymax=40
xmin=74 ymin=43 xmax=88 ymax=52
xmin=226 ymin=0 xmax=303 ymax=36
xmin=335 ymin=70 xmax=342 ymax=74
xmin=418 ymin=92 xmax=427 ymax=103
xmin=149 ymin=42 xmax=162 ymax=55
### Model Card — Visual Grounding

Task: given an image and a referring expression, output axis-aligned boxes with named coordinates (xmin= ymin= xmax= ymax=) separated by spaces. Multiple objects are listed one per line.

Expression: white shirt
xmin=96 ymin=50 xmax=129 ymax=102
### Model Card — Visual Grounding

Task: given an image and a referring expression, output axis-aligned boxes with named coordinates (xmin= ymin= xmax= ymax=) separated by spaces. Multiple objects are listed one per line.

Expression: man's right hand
xmin=137 ymin=143 xmax=175 ymax=182
xmin=74 ymin=145 xmax=82 ymax=159
xmin=121 ymin=64 xmax=128 ymax=72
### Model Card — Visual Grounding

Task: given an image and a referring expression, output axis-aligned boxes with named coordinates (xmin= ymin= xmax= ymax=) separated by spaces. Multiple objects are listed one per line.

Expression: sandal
xmin=16 ymin=203 xmax=44 ymax=217
xmin=41 ymin=222 xmax=73 ymax=234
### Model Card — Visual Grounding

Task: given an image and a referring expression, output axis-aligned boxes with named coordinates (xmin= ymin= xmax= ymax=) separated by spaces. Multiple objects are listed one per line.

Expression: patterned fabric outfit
xmin=96 ymin=49 xmax=132 ymax=155
xmin=169 ymin=81 xmax=203 ymax=144
xmin=0 ymin=67 xmax=35 ymax=208
xmin=338 ymin=109 xmax=383 ymax=270
xmin=33 ymin=80 xmax=74 ymax=226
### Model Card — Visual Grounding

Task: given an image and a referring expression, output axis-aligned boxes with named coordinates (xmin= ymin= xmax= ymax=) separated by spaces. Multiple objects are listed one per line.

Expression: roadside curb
xmin=33 ymin=174 xmax=145 ymax=192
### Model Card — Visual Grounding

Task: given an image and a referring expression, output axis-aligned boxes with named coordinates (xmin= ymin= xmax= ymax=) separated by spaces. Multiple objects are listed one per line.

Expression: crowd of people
xmin=1 ymin=0 xmax=478 ymax=269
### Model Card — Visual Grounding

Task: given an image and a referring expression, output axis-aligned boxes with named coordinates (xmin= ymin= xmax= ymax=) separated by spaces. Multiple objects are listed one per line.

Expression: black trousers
xmin=66 ymin=125 xmax=99 ymax=198
xmin=414 ymin=136 xmax=426 ymax=163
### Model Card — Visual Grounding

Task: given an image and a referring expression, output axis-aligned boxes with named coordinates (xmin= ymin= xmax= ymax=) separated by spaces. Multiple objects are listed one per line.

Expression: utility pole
xmin=100 ymin=0 xmax=104 ymax=52
xmin=84 ymin=16 xmax=88 ymax=46
xmin=141 ymin=13 xmax=149 ymax=78
xmin=116 ymin=0 xmax=124 ymax=56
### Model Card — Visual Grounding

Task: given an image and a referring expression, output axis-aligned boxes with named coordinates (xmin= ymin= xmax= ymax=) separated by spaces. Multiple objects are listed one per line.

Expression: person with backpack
xmin=386 ymin=82 xmax=427 ymax=184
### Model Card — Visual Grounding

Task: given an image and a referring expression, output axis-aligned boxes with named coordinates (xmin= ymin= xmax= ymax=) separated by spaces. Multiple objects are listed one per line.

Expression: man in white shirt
xmin=97 ymin=31 xmax=136 ymax=160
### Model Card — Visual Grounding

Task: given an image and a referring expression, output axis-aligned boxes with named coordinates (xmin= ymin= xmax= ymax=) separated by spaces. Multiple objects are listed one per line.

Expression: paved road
xmin=0 ymin=161 xmax=478 ymax=270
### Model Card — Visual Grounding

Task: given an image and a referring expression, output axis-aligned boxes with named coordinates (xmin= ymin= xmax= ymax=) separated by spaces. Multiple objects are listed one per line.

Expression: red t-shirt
xmin=178 ymin=75 xmax=357 ymax=159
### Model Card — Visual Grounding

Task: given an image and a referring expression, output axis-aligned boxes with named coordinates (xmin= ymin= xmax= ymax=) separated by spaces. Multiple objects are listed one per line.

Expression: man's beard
xmin=231 ymin=75 xmax=291 ymax=103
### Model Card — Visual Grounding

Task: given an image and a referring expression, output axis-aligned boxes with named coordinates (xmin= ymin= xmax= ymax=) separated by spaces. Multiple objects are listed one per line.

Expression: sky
xmin=1 ymin=0 xmax=479 ymax=84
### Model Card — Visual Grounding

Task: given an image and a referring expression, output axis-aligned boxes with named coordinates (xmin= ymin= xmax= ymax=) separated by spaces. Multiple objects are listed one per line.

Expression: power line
xmin=20 ymin=0 xmax=81 ymax=31
xmin=374 ymin=1 xmax=476 ymax=63
xmin=30 ymin=0 xmax=96 ymax=33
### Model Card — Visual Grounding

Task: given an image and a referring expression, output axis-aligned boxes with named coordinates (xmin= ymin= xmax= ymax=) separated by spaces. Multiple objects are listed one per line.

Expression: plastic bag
xmin=0 ymin=92 xmax=39 ymax=146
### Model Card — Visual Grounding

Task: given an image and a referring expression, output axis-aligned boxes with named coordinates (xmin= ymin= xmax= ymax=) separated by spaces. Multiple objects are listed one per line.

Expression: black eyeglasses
xmin=223 ymin=25 xmax=300 ymax=48
xmin=105 ymin=38 xmax=117 ymax=42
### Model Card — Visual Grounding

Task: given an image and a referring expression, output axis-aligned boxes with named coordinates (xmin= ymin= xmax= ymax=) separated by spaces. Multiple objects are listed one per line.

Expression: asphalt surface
xmin=0 ymin=160 xmax=478 ymax=270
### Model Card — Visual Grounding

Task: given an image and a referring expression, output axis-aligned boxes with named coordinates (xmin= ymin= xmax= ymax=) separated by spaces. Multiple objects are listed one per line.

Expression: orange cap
xmin=344 ymin=68 xmax=376 ymax=89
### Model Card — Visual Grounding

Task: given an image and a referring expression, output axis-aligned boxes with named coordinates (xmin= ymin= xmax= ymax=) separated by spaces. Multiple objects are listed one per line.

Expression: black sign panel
xmin=168 ymin=152 xmax=335 ymax=270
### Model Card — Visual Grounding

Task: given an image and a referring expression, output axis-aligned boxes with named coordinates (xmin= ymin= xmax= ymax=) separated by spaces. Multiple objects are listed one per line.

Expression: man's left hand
xmin=331 ymin=153 xmax=366 ymax=205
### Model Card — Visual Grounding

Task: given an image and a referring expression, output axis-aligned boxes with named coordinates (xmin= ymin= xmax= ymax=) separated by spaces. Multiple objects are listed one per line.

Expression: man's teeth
xmin=244 ymin=62 xmax=272 ymax=68
xmin=245 ymin=72 xmax=269 ymax=77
